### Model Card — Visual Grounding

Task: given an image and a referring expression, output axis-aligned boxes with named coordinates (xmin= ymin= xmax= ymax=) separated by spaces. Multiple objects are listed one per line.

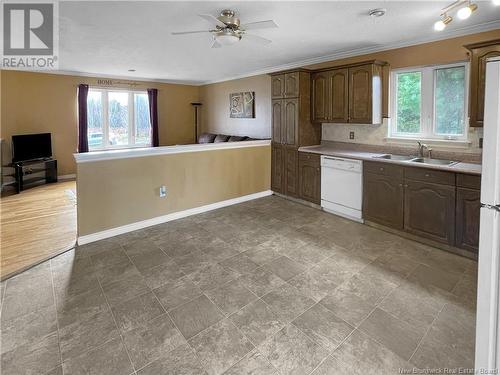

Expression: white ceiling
xmin=57 ymin=1 xmax=500 ymax=85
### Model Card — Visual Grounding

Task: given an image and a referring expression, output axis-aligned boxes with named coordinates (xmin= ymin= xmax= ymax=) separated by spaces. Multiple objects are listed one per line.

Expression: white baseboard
xmin=77 ymin=190 xmax=273 ymax=245
xmin=58 ymin=174 xmax=76 ymax=180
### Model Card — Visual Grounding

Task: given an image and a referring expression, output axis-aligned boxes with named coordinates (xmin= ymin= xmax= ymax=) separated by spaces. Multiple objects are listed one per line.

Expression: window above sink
xmin=389 ymin=62 xmax=469 ymax=143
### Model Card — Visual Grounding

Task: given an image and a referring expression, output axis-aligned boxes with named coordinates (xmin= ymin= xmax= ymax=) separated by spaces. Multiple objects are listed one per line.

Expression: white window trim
xmin=88 ymin=87 xmax=151 ymax=151
xmin=389 ymin=61 xmax=470 ymax=143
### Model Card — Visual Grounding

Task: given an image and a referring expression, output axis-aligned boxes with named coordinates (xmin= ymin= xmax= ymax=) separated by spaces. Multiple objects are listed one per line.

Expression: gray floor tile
xmin=229 ymin=299 xmax=285 ymax=346
xmin=359 ymin=308 xmax=425 ymax=360
xmin=169 ymin=295 xmax=224 ymax=339
xmin=319 ymin=289 xmax=375 ymax=327
xmin=154 ymin=276 xmax=203 ymax=311
xmin=336 ymin=271 xmax=398 ymax=305
xmin=200 ymin=238 xmax=240 ymax=263
xmin=90 ymin=247 xmax=129 ymax=270
xmin=101 ymin=273 xmax=150 ymax=307
xmin=292 ymin=303 xmax=354 ymax=351
xmin=139 ymin=259 xmax=185 ymax=289
xmin=137 ymin=343 xmax=207 ymax=375
xmin=56 ymin=287 xmax=108 ymax=328
xmin=312 ymin=330 xmax=412 ymax=375
xmin=238 ymin=267 xmax=285 ymax=297
xmin=45 ymin=365 xmax=63 ymax=375
xmin=62 ymin=337 xmax=134 ymax=375
xmin=1 ymin=332 xmax=61 ymax=375
xmin=112 ymin=292 xmax=165 ymax=332
xmin=77 ymin=239 xmax=122 ymax=257
xmin=130 ymin=247 xmax=171 ymax=272
xmin=188 ymin=319 xmax=254 ymax=375
xmin=122 ymin=314 xmax=186 ymax=369
xmin=221 ymin=254 xmax=260 ymax=275
xmin=280 ymin=243 xmax=332 ymax=266
xmin=174 ymin=249 xmax=216 ymax=276
xmin=188 ymin=263 xmax=240 ymax=291
xmin=94 ymin=259 xmax=142 ymax=287
xmin=261 ymin=284 xmax=315 ymax=324
xmin=1 ymin=280 xmax=55 ymax=322
xmin=287 ymin=267 xmax=341 ymax=302
xmin=59 ymin=309 xmax=119 ymax=360
xmin=122 ymin=238 xmax=160 ymax=257
xmin=1 ymin=304 xmax=57 ymax=355
xmin=408 ymin=264 xmax=462 ymax=292
xmin=263 ymin=256 xmax=307 ymax=281
xmin=259 ymin=324 xmax=329 ymax=375
xmin=223 ymin=349 xmax=277 ymax=375
xmin=243 ymin=243 xmax=282 ymax=266
xmin=205 ymin=279 xmax=258 ymax=315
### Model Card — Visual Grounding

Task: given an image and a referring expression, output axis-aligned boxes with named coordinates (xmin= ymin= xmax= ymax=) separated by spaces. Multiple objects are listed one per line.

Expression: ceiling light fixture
xmin=215 ymin=29 xmax=240 ymax=46
xmin=434 ymin=0 xmax=478 ymax=31
xmin=434 ymin=14 xmax=453 ymax=31
xmin=493 ymin=0 xmax=500 ymax=5
xmin=128 ymin=69 xmax=136 ymax=72
xmin=369 ymin=8 xmax=386 ymax=17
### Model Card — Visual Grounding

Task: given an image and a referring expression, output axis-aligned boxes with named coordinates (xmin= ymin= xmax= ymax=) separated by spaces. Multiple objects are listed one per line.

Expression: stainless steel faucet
xmin=417 ymin=141 xmax=432 ymax=158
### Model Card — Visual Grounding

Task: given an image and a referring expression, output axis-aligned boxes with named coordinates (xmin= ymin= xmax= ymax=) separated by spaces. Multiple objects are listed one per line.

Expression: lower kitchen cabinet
xmin=456 ymin=187 xmax=481 ymax=253
xmin=403 ymin=180 xmax=456 ymax=245
xmin=298 ymin=152 xmax=321 ymax=204
xmin=271 ymin=143 xmax=284 ymax=193
xmin=363 ymin=172 xmax=404 ymax=229
xmin=284 ymin=146 xmax=299 ymax=197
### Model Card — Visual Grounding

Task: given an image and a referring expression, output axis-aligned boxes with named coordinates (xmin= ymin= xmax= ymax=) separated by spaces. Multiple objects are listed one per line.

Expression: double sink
xmin=374 ymin=154 xmax=458 ymax=166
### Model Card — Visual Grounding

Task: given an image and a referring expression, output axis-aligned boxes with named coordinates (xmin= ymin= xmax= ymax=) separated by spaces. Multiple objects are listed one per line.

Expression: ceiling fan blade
xmin=243 ymin=33 xmax=272 ymax=45
xmin=211 ymin=38 xmax=222 ymax=49
xmin=199 ymin=14 xmax=226 ymax=28
xmin=171 ymin=30 xmax=210 ymax=35
xmin=240 ymin=20 xmax=278 ymax=30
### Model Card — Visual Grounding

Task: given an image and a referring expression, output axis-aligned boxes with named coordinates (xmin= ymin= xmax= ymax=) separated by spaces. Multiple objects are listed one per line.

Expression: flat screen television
xmin=12 ymin=133 xmax=52 ymax=163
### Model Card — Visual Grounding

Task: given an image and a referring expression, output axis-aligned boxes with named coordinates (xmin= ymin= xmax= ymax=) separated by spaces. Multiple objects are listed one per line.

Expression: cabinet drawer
xmin=364 ymin=161 xmax=403 ymax=178
xmin=299 ymin=152 xmax=320 ymax=164
xmin=404 ymin=167 xmax=455 ymax=186
xmin=456 ymin=173 xmax=481 ymax=190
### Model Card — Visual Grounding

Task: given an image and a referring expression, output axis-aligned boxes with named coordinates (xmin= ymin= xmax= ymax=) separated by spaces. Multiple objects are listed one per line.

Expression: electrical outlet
xmin=159 ymin=185 xmax=167 ymax=198
xmin=349 ymin=131 xmax=355 ymax=140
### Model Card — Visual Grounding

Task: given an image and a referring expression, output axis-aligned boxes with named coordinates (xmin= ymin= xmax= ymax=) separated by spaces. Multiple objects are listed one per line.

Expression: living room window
xmin=389 ymin=62 xmax=469 ymax=141
xmin=87 ymin=89 xmax=151 ymax=150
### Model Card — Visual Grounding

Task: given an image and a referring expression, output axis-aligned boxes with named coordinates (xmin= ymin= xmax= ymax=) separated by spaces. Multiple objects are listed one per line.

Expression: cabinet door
xmin=348 ymin=64 xmax=373 ymax=124
xmin=284 ymin=72 xmax=300 ymax=98
xmin=272 ymin=99 xmax=284 ymax=143
xmin=283 ymin=98 xmax=299 ymax=146
xmin=271 ymin=143 xmax=284 ymax=193
xmin=311 ymin=72 xmax=329 ymax=123
xmin=456 ymin=187 xmax=480 ymax=253
xmin=298 ymin=153 xmax=321 ymax=204
xmin=363 ymin=172 xmax=404 ymax=229
xmin=404 ymin=180 xmax=456 ymax=245
xmin=330 ymin=68 xmax=349 ymax=123
xmin=271 ymin=74 xmax=285 ymax=99
xmin=284 ymin=146 xmax=299 ymax=197
xmin=469 ymin=48 xmax=500 ymax=127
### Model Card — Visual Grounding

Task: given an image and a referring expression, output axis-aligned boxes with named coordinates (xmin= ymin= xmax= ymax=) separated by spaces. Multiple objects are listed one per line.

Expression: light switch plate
xmin=349 ymin=131 xmax=355 ymax=140
xmin=159 ymin=186 xmax=167 ymax=198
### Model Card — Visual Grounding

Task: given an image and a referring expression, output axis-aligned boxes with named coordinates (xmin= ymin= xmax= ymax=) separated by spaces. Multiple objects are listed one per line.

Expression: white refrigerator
xmin=475 ymin=57 xmax=500 ymax=372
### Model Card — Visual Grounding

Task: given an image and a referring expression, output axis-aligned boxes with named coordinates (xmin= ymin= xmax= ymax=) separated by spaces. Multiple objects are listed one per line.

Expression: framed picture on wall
xmin=229 ymin=92 xmax=255 ymax=118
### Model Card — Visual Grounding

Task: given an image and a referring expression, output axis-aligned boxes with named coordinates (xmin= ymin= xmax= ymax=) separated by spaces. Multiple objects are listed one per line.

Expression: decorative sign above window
xmin=230 ymin=92 xmax=255 ymax=118
xmin=96 ymin=79 xmax=140 ymax=87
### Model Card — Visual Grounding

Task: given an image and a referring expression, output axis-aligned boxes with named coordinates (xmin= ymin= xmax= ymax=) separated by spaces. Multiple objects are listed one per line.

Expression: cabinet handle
xmin=399 ymin=183 xmax=403 ymax=187
xmin=379 ymin=167 xmax=384 ymax=171
xmin=316 ymin=168 xmax=320 ymax=171
xmin=404 ymin=184 xmax=409 ymax=188
xmin=425 ymin=173 xmax=430 ymax=177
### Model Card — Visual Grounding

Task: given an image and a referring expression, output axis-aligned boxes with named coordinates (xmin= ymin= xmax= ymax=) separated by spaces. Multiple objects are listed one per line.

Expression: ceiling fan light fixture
xmin=434 ymin=14 xmax=452 ymax=31
xmin=369 ymin=8 xmax=386 ymax=17
xmin=215 ymin=29 xmax=240 ymax=45
xmin=457 ymin=2 xmax=477 ymax=19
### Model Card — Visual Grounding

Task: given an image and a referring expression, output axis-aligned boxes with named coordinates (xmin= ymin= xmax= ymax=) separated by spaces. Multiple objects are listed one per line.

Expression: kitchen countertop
xmin=299 ymin=144 xmax=482 ymax=175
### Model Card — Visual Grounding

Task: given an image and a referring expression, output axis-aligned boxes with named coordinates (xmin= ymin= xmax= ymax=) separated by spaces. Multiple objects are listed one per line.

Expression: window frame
xmin=87 ymin=87 xmax=151 ymax=151
xmin=389 ymin=62 xmax=469 ymax=142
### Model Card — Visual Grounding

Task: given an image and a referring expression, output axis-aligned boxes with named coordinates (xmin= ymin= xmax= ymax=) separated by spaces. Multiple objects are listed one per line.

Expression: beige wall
xmin=77 ymin=145 xmax=271 ymax=236
xmin=0 ymin=71 xmax=200 ymax=175
xmin=199 ymin=74 xmax=271 ymax=139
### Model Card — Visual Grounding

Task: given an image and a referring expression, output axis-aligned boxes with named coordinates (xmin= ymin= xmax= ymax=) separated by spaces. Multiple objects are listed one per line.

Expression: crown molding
xmin=199 ymin=20 xmax=500 ymax=85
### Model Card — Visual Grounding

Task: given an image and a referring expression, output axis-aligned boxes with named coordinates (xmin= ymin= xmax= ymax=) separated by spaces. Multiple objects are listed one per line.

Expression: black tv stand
xmin=11 ymin=159 xmax=58 ymax=193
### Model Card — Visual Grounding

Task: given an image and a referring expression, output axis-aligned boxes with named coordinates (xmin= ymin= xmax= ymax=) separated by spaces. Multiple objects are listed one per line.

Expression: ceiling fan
xmin=171 ymin=9 xmax=278 ymax=48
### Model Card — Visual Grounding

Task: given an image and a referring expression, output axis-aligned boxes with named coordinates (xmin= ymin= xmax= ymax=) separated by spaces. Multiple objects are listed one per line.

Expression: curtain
xmin=77 ymin=84 xmax=89 ymax=153
xmin=147 ymin=89 xmax=159 ymax=147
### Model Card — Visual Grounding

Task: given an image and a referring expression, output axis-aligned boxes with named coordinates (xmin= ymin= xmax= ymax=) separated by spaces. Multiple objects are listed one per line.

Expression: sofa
xmin=197 ymin=133 xmax=261 ymax=144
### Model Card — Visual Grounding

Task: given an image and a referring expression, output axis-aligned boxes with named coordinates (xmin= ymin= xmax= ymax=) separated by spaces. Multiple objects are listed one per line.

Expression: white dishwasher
xmin=321 ymin=156 xmax=363 ymax=222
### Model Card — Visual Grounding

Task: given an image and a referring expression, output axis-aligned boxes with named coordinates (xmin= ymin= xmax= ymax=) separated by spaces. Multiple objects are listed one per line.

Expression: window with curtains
xmin=87 ymin=88 xmax=151 ymax=150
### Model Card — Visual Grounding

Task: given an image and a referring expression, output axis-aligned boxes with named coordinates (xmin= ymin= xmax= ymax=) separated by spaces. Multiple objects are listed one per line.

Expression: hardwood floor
xmin=1 ymin=181 xmax=76 ymax=280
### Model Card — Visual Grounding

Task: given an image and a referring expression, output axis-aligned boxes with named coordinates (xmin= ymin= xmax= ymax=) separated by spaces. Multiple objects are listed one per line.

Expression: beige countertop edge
xmin=298 ymin=145 xmax=482 ymax=176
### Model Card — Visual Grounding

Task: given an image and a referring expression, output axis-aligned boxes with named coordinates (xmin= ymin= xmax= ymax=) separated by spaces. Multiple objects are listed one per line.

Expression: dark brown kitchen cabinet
xmin=271 ymin=74 xmax=285 ymax=99
xmin=465 ymin=39 xmax=500 ymax=128
xmin=311 ymin=61 xmax=384 ymax=124
xmin=298 ymin=152 xmax=321 ymax=204
xmin=455 ymin=187 xmax=480 ymax=253
xmin=404 ymin=180 xmax=456 ymax=245
xmin=363 ymin=171 xmax=404 ymax=230
xmin=271 ymin=143 xmax=284 ymax=193
xmin=270 ymin=69 xmax=320 ymax=199
xmin=284 ymin=146 xmax=299 ymax=197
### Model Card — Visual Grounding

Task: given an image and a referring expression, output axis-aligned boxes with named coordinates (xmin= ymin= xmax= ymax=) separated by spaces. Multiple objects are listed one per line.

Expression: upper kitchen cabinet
xmin=311 ymin=60 xmax=385 ymax=124
xmin=284 ymin=72 xmax=300 ymax=97
xmin=271 ymin=71 xmax=301 ymax=99
xmin=465 ymin=39 xmax=500 ymax=127
xmin=271 ymin=74 xmax=285 ymax=99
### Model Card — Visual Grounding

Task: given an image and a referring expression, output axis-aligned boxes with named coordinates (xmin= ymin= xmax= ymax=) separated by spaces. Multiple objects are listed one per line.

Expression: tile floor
xmin=0 ymin=195 xmax=477 ymax=375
